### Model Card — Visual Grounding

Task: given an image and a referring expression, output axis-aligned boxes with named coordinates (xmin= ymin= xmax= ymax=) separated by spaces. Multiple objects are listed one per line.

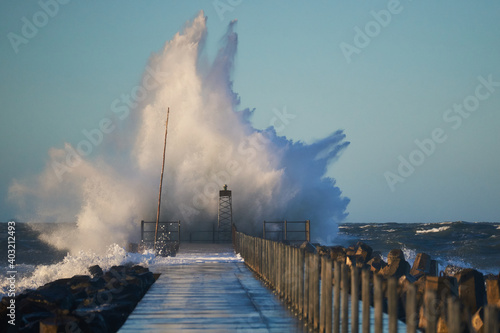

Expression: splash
xmin=0 ymin=244 xmax=156 ymax=296
xmin=8 ymin=11 xmax=349 ymax=254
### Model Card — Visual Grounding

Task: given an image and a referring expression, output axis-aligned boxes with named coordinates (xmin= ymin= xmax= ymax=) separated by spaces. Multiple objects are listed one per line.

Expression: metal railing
xmin=141 ymin=220 xmax=180 ymax=250
xmin=263 ymin=220 xmax=310 ymax=243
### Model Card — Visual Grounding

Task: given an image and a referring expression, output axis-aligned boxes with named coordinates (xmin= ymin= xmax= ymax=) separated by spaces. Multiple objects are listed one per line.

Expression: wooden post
xmin=374 ymin=274 xmax=383 ymax=333
xmin=362 ymin=269 xmax=370 ymax=333
xmin=320 ymin=255 xmax=327 ymax=332
xmin=304 ymin=251 xmax=310 ymax=323
xmin=406 ymin=283 xmax=417 ymax=333
xmin=298 ymin=248 xmax=305 ymax=317
xmin=351 ymin=266 xmax=359 ymax=333
xmin=341 ymin=262 xmax=349 ymax=333
xmin=388 ymin=278 xmax=397 ymax=333
xmin=313 ymin=253 xmax=320 ymax=331
xmin=484 ymin=305 xmax=499 ymax=333
xmin=154 ymin=107 xmax=170 ymax=252
xmin=308 ymin=252 xmax=315 ymax=327
xmin=325 ymin=258 xmax=333 ymax=333
xmin=288 ymin=245 xmax=292 ymax=305
xmin=425 ymin=289 xmax=437 ymax=333
xmin=333 ymin=260 xmax=341 ymax=333
xmin=281 ymin=243 xmax=286 ymax=299
xmin=277 ymin=242 xmax=282 ymax=296
xmin=447 ymin=297 xmax=460 ymax=333
xmin=293 ymin=247 xmax=299 ymax=311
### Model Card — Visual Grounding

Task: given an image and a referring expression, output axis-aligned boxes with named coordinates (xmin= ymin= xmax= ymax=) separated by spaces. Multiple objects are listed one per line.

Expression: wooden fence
xmin=234 ymin=231 xmax=499 ymax=333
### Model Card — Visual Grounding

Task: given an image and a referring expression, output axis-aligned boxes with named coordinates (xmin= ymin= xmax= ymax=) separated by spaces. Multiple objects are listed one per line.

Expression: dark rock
xmin=26 ymin=283 xmax=75 ymax=312
xmin=6 ymin=264 xmax=156 ymax=333
xmin=317 ymin=246 xmax=330 ymax=257
xmin=21 ymin=311 xmax=54 ymax=329
xmin=137 ymin=272 xmax=155 ymax=292
xmin=387 ymin=249 xmax=405 ymax=264
xmin=89 ymin=265 xmax=104 ymax=278
xmin=425 ymin=276 xmax=458 ymax=299
xmin=40 ymin=315 xmax=99 ymax=333
xmin=367 ymin=256 xmax=387 ymax=273
xmin=379 ymin=249 xmax=410 ymax=278
xmin=74 ymin=302 xmax=133 ymax=332
xmin=130 ymin=265 xmax=149 ymax=275
xmin=410 ymin=253 xmax=432 ymax=278
xmin=443 ymin=265 xmax=466 ymax=277
xmin=455 ymin=268 xmax=486 ymax=313
xmin=299 ymin=241 xmax=316 ymax=253
xmin=345 ymin=246 xmax=356 ymax=257
xmin=355 ymin=242 xmax=373 ymax=263
xmin=329 ymin=246 xmax=346 ymax=263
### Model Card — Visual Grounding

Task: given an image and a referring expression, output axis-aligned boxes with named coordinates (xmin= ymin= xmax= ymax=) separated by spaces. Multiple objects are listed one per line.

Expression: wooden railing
xmin=234 ymin=231 xmax=499 ymax=333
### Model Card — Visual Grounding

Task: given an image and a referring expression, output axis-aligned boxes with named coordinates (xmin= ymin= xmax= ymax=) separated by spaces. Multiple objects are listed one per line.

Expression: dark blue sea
xmin=338 ymin=221 xmax=500 ymax=275
xmin=0 ymin=221 xmax=499 ymax=296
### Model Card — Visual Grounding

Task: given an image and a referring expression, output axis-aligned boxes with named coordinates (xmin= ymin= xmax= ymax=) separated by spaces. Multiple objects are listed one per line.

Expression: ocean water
xmin=1 ymin=221 xmax=499 ymax=297
xmin=338 ymin=221 xmax=500 ymax=275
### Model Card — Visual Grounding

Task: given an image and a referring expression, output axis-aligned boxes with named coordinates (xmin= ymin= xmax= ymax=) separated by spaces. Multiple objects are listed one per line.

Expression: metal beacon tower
xmin=217 ymin=184 xmax=233 ymax=242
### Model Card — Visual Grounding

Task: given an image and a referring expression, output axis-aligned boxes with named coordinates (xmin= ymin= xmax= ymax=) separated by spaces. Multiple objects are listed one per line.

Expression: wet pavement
xmin=118 ymin=244 xmax=306 ymax=332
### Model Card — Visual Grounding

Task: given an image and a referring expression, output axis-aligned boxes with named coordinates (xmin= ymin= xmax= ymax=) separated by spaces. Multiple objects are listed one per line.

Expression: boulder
xmin=444 ymin=265 xmax=466 ymax=277
xmin=299 ymin=241 xmax=316 ymax=253
xmin=379 ymin=249 xmax=410 ymax=278
xmin=329 ymin=246 xmax=346 ymax=263
xmin=425 ymin=276 xmax=459 ymax=299
xmin=455 ymin=269 xmax=486 ymax=313
xmin=387 ymin=249 xmax=405 ymax=264
xmin=410 ymin=253 xmax=432 ymax=277
xmin=317 ymin=246 xmax=330 ymax=257
xmin=354 ymin=242 xmax=373 ymax=263
xmin=26 ymin=283 xmax=75 ymax=312
xmin=7 ymin=265 xmax=156 ymax=333
xmin=89 ymin=265 xmax=104 ymax=278
xmin=424 ymin=276 xmax=457 ymax=328
xmin=345 ymin=246 xmax=356 ymax=257
xmin=367 ymin=256 xmax=387 ymax=273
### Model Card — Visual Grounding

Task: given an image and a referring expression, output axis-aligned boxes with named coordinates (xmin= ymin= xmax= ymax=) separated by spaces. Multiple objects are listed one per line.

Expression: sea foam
xmin=8 ymin=11 xmax=349 ymax=255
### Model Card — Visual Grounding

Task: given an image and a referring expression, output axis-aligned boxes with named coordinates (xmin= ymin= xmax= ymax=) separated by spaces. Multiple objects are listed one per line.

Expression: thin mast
xmin=154 ymin=107 xmax=170 ymax=252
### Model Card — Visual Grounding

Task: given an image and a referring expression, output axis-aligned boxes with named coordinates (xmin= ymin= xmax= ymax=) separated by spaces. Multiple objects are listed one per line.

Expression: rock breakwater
xmin=0 ymin=264 xmax=156 ymax=333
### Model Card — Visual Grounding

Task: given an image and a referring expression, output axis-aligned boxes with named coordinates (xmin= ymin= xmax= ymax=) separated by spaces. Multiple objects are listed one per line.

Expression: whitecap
xmin=416 ymin=226 xmax=451 ymax=234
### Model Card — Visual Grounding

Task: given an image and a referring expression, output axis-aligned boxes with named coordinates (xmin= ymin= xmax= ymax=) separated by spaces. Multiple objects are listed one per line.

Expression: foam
xmin=8 ymin=11 xmax=349 ymax=255
xmin=415 ymin=226 xmax=451 ymax=234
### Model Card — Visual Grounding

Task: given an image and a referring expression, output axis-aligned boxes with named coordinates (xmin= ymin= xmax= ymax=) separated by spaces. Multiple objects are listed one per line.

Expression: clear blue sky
xmin=1 ymin=1 xmax=499 ymax=223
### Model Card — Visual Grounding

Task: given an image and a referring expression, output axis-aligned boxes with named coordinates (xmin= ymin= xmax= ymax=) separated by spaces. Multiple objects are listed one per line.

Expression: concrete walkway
xmin=118 ymin=244 xmax=306 ymax=332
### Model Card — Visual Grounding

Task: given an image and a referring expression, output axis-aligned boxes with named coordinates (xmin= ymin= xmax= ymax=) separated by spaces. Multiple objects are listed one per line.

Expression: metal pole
xmin=154 ymin=107 xmax=170 ymax=251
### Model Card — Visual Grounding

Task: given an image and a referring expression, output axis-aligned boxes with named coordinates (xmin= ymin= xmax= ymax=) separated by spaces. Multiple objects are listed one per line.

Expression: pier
xmin=119 ymin=231 xmax=499 ymax=332
xmin=118 ymin=243 xmax=306 ymax=332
